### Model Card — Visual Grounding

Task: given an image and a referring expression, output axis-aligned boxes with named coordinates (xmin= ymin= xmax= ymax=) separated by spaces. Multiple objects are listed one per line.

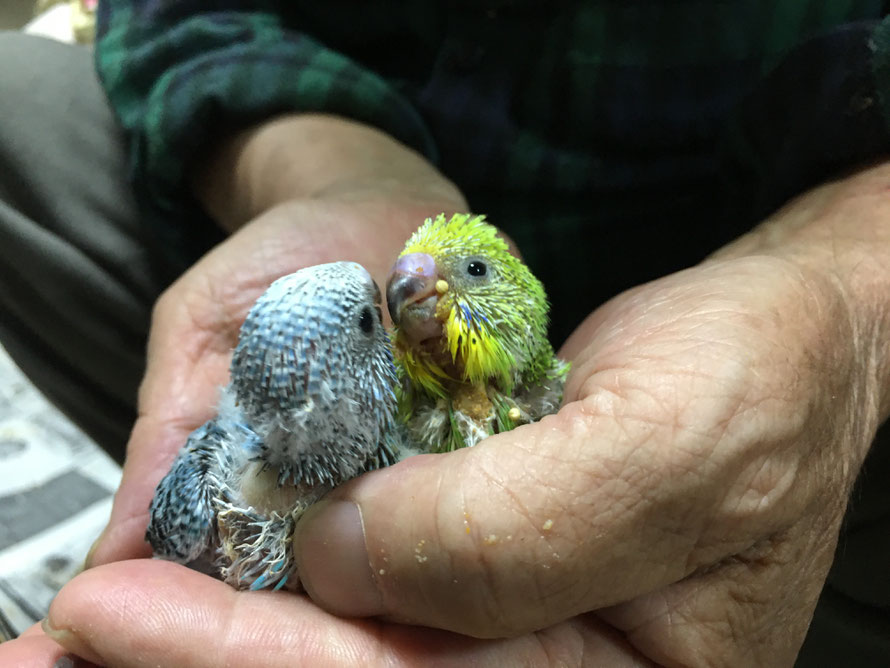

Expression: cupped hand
xmin=26 ymin=165 xmax=890 ymax=666
xmin=86 ymin=195 xmax=465 ymax=568
xmin=85 ymin=114 xmax=469 ymax=566
xmin=285 ymin=253 xmax=880 ymax=666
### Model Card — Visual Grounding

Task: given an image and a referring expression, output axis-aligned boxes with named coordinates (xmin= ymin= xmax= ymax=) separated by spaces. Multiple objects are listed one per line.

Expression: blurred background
xmin=0 ymin=0 xmax=33 ymax=30
xmin=2 ymin=0 xmax=96 ymax=43
xmin=0 ymin=1 xmax=111 ymax=642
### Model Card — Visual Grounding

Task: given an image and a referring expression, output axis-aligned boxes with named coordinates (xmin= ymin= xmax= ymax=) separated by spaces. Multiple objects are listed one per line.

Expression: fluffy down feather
xmin=146 ymin=262 xmax=400 ymax=590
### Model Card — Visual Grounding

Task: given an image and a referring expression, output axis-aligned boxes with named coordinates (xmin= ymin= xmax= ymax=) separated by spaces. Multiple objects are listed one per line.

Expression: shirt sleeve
xmin=720 ymin=18 xmax=890 ymax=224
xmin=94 ymin=1 xmax=438 ymax=267
xmin=872 ymin=16 xmax=890 ymax=136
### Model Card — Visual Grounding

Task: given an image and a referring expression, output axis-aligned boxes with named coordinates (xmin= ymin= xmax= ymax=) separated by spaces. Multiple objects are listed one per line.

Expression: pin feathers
xmin=146 ymin=262 xmax=399 ymax=590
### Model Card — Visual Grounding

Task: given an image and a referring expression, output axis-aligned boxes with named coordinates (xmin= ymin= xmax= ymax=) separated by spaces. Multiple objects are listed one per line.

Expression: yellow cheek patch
xmin=399 ymin=345 xmax=450 ymax=397
xmin=445 ymin=307 xmax=514 ymax=390
xmin=397 ymin=299 xmax=518 ymax=398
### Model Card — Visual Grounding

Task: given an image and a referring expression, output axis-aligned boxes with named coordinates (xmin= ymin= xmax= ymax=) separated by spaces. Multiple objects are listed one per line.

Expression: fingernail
xmin=42 ymin=618 xmax=104 ymax=666
xmin=82 ymin=526 xmax=107 ymax=570
xmin=52 ymin=655 xmax=85 ymax=668
xmin=294 ymin=500 xmax=384 ymax=617
xmin=53 ymin=656 xmax=99 ymax=668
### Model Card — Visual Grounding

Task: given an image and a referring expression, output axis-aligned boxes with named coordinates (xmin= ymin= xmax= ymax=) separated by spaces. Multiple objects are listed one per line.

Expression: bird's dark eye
xmin=359 ymin=306 xmax=374 ymax=334
xmin=467 ymin=261 xmax=487 ymax=277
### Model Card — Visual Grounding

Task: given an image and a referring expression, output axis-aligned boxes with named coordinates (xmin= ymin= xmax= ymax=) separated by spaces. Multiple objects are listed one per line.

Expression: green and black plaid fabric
xmin=96 ymin=2 xmax=890 ymax=339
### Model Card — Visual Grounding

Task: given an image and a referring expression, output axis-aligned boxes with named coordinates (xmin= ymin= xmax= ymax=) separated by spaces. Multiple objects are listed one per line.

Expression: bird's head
xmin=231 ymin=261 xmax=397 ymax=442
xmin=386 ymin=213 xmax=548 ymax=396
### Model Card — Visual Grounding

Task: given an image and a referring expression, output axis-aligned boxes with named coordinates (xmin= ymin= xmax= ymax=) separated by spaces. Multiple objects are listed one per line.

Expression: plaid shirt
xmin=96 ymin=2 xmax=890 ymax=339
xmin=96 ymin=2 xmax=890 ymax=663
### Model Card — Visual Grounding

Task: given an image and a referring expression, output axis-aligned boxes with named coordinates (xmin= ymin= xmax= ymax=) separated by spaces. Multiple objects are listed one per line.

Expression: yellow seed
xmin=435 ymin=279 xmax=449 ymax=294
xmin=508 ymin=407 xmax=521 ymax=422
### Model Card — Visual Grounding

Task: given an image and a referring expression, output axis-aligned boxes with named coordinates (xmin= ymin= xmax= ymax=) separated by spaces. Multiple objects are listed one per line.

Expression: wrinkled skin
xmin=2 ymin=117 xmax=888 ymax=667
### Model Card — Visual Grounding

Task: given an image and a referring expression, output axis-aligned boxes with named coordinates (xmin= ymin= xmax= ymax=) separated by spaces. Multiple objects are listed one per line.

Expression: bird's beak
xmin=386 ymin=252 xmax=443 ymax=344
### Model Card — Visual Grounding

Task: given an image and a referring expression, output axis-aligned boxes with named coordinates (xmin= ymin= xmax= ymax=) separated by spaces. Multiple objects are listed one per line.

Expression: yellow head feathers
xmin=388 ymin=213 xmax=550 ymax=398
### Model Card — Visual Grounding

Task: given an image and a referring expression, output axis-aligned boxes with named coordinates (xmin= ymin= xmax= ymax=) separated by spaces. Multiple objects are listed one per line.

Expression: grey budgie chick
xmin=146 ymin=262 xmax=399 ymax=591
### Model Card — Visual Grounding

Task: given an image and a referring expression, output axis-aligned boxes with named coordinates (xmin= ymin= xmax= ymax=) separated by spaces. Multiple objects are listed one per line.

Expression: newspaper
xmin=0 ymin=345 xmax=121 ymax=640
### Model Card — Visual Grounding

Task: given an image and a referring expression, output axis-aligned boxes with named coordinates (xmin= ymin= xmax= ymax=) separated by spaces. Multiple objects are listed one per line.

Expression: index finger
xmin=0 ymin=623 xmax=75 ymax=667
xmin=46 ymin=559 xmax=648 ymax=667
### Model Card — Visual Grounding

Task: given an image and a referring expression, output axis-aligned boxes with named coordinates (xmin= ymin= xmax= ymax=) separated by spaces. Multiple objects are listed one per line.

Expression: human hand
xmin=0 ymin=622 xmax=98 ymax=667
xmin=82 ymin=114 xmax=467 ymax=567
xmin=32 ymin=164 xmax=890 ymax=665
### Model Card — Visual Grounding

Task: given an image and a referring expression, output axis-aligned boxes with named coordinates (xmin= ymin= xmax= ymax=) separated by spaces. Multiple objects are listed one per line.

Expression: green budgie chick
xmin=386 ymin=213 xmax=569 ymax=452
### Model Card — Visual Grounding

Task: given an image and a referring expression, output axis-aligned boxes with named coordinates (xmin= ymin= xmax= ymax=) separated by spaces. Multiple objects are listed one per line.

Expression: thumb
xmin=293 ymin=403 xmax=707 ymax=638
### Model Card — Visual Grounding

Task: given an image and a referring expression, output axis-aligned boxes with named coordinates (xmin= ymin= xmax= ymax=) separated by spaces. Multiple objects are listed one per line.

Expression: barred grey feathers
xmin=145 ymin=262 xmax=400 ymax=590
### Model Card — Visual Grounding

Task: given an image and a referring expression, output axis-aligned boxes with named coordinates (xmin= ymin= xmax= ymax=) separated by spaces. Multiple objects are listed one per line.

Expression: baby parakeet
xmin=146 ymin=262 xmax=399 ymax=591
xmin=387 ymin=213 xmax=569 ymax=451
